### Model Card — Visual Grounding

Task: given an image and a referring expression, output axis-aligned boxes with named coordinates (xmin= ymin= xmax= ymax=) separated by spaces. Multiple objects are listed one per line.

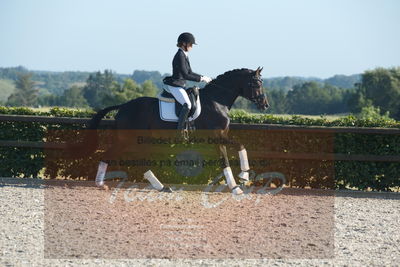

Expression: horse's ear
xmin=255 ymin=66 xmax=262 ymax=76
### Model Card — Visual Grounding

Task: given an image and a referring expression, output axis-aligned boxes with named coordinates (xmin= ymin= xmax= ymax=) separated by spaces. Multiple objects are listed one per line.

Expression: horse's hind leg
xmin=143 ymin=169 xmax=173 ymax=192
xmin=94 ymin=131 xmax=132 ymax=187
xmin=95 ymin=161 xmax=108 ymax=186
xmin=95 ymin=130 xmax=168 ymax=190
xmin=94 ymin=145 xmax=125 ymax=187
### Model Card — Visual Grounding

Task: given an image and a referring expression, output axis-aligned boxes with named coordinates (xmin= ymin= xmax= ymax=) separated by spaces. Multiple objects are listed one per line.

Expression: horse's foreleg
xmin=219 ymin=144 xmax=243 ymax=195
xmin=237 ymin=144 xmax=250 ymax=182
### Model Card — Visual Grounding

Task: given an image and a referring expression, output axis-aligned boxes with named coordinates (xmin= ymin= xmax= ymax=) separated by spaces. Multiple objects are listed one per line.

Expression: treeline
xmin=5 ymin=70 xmax=158 ymax=109
xmin=233 ymin=82 xmax=353 ymax=115
xmin=0 ymin=66 xmax=359 ymax=96
xmin=1 ymin=66 xmax=399 ymax=120
xmin=0 ymin=66 xmax=164 ymax=97
xmin=263 ymin=74 xmax=360 ymax=92
xmin=236 ymin=67 xmax=400 ymax=120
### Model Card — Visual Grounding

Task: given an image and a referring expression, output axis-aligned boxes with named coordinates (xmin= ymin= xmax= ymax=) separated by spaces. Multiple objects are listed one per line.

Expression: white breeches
xmin=166 ymin=85 xmax=192 ymax=110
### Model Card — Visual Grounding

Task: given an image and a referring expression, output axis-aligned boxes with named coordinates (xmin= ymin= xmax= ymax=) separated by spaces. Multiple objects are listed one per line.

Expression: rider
xmin=163 ymin=32 xmax=212 ymax=130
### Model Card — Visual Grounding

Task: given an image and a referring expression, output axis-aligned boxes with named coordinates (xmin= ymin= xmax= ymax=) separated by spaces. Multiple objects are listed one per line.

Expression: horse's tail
xmin=67 ymin=104 xmax=122 ymax=158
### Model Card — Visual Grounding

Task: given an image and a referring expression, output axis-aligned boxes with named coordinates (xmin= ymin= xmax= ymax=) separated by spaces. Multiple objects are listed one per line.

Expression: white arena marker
xmin=144 ymin=170 xmax=164 ymax=191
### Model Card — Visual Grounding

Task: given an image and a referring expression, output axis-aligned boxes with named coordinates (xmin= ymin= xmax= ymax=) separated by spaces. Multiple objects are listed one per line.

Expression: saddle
xmin=160 ymin=86 xmax=200 ymax=118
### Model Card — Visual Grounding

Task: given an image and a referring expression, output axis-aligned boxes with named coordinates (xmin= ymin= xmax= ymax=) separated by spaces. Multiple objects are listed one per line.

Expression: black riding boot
xmin=177 ymin=103 xmax=190 ymax=140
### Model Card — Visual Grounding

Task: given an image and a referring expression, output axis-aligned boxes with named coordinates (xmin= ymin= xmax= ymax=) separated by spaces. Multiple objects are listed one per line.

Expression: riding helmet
xmin=177 ymin=32 xmax=197 ymax=45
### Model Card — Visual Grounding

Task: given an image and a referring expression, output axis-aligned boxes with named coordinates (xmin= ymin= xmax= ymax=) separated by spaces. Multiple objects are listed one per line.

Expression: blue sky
xmin=0 ymin=0 xmax=399 ymax=78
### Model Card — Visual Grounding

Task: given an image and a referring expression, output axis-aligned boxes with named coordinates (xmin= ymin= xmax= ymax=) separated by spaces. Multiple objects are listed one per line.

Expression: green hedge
xmin=229 ymin=109 xmax=400 ymax=128
xmin=0 ymin=106 xmax=399 ymax=192
xmin=0 ymin=107 xmax=94 ymax=179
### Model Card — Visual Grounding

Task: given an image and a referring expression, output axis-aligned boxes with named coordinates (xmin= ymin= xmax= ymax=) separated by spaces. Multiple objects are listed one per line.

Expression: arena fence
xmin=1 ymin=114 xmax=399 ymax=191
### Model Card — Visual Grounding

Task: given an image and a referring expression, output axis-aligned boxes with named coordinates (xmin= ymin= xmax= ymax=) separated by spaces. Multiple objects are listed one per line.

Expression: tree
xmin=286 ymin=82 xmax=351 ymax=115
xmin=361 ymin=67 xmax=400 ymax=119
xmin=0 ymin=66 xmax=29 ymax=80
xmin=132 ymin=70 xmax=164 ymax=89
xmin=132 ymin=70 xmax=162 ymax=83
xmin=287 ymin=82 xmax=329 ymax=114
xmin=324 ymin=84 xmax=352 ymax=114
xmin=267 ymin=89 xmax=289 ymax=114
xmin=324 ymin=74 xmax=361 ymax=89
xmin=141 ymin=80 xmax=158 ymax=97
xmin=357 ymin=105 xmax=391 ymax=120
xmin=347 ymin=83 xmax=372 ymax=114
xmin=101 ymin=79 xmax=158 ymax=107
xmin=6 ymin=73 xmax=38 ymax=106
xmin=37 ymin=94 xmax=61 ymax=107
xmin=59 ymin=85 xmax=89 ymax=107
xmin=82 ymin=70 xmax=118 ymax=109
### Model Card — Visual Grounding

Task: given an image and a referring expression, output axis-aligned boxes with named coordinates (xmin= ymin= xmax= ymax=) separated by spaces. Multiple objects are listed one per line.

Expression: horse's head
xmin=240 ymin=67 xmax=269 ymax=110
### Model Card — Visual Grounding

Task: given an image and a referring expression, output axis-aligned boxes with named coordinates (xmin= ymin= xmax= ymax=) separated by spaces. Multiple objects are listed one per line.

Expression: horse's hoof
xmin=238 ymin=171 xmax=249 ymax=181
xmin=232 ymin=187 xmax=243 ymax=195
xmin=160 ymin=186 xmax=173 ymax=193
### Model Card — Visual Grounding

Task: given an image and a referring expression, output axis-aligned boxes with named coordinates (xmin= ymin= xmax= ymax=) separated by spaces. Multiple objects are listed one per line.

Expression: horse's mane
xmin=210 ymin=68 xmax=253 ymax=83
xmin=202 ymin=68 xmax=253 ymax=92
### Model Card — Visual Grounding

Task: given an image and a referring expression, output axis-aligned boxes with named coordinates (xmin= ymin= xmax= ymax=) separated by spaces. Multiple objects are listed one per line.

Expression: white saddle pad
xmin=159 ymin=97 xmax=201 ymax=122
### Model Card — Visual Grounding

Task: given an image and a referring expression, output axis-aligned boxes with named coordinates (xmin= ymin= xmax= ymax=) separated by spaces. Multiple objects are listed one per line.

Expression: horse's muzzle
xmin=254 ymin=94 xmax=269 ymax=110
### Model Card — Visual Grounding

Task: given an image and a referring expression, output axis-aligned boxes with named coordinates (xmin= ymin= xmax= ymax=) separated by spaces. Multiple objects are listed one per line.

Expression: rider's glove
xmin=200 ymin=76 xmax=212 ymax=83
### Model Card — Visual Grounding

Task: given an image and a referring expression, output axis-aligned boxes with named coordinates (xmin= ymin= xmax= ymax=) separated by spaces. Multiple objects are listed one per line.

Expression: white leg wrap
xmin=238 ymin=149 xmax=250 ymax=181
xmin=238 ymin=149 xmax=250 ymax=171
xmin=95 ymin=161 xmax=108 ymax=187
xmin=223 ymin=167 xmax=243 ymax=195
xmin=144 ymin=170 xmax=164 ymax=191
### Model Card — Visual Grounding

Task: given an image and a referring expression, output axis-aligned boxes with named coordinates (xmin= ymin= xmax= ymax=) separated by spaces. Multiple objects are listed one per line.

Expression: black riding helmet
xmin=177 ymin=32 xmax=197 ymax=45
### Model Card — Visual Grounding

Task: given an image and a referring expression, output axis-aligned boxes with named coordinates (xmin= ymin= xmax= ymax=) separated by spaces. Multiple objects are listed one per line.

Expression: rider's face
xmin=183 ymin=43 xmax=193 ymax=52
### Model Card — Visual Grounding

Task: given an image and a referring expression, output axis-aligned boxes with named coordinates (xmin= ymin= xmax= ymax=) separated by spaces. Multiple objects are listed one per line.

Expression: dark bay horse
xmin=75 ymin=67 xmax=269 ymax=194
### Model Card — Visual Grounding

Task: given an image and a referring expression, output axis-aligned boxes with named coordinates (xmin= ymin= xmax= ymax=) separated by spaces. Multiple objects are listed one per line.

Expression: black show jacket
xmin=163 ymin=49 xmax=202 ymax=88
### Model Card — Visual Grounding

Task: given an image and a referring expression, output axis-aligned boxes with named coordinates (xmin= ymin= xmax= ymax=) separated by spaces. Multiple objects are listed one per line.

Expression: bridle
xmin=242 ymin=76 xmax=266 ymax=104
